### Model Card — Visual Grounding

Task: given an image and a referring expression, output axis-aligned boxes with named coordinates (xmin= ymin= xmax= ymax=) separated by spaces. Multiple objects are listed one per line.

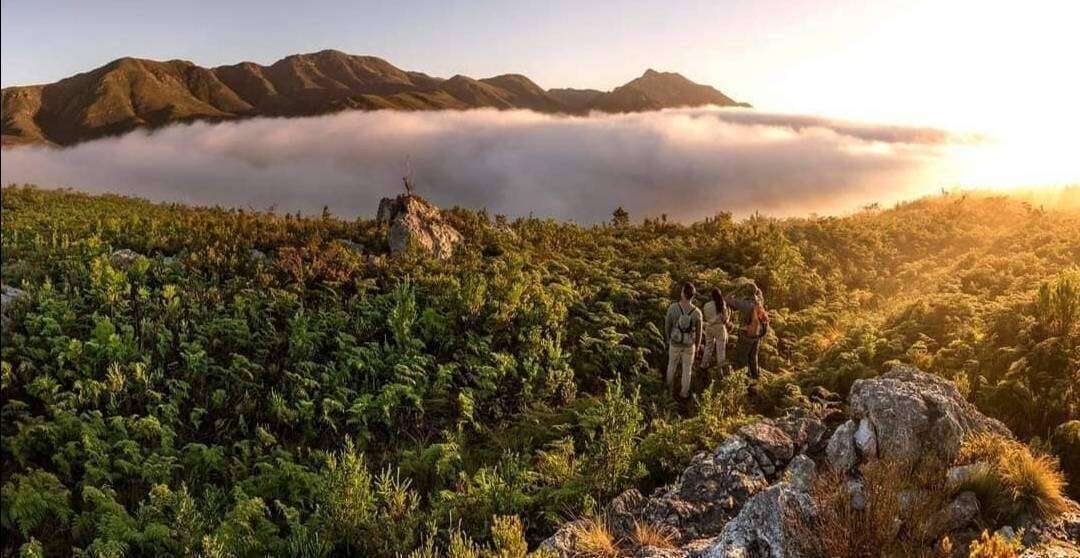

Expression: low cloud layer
xmin=0 ymin=108 xmax=963 ymax=222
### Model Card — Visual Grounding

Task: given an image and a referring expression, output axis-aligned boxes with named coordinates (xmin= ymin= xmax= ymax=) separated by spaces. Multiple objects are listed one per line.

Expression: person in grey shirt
xmin=665 ymin=282 xmax=703 ymax=398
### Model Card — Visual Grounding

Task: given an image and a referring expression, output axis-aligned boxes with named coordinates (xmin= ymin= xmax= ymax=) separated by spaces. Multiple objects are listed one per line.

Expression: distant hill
xmin=1 ymin=50 xmax=749 ymax=147
xmin=588 ymin=68 xmax=749 ymax=113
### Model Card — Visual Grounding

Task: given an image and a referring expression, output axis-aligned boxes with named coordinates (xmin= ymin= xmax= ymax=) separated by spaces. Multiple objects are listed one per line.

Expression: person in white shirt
xmin=700 ymin=288 xmax=731 ymax=372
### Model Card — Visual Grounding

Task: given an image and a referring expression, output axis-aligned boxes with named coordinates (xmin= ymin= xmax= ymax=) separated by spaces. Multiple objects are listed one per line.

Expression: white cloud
xmin=0 ymin=107 xmax=961 ymax=222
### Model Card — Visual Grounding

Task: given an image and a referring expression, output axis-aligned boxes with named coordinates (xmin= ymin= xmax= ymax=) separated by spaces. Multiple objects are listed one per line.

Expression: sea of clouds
xmin=0 ymin=107 xmax=968 ymax=223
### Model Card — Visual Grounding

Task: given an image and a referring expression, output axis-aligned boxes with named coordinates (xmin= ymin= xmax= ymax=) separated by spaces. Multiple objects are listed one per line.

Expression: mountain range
xmin=0 ymin=50 xmax=749 ymax=147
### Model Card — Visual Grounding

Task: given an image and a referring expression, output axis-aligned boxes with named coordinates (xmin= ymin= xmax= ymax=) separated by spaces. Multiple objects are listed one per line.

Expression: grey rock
xmin=645 ymin=409 xmax=828 ymax=539
xmin=333 ymin=239 xmax=364 ymax=255
xmin=606 ymin=488 xmax=644 ymax=535
xmin=540 ymin=489 xmax=645 ymax=556
xmin=1 ymin=284 xmax=29 ymax=338
xmin=109 ymin=248 xmax=142 ymax=268
xmin=1020 ymin=542 xmax=1080 ymax=558
xmin=1018 ymin=502 xmax=1080 ymax=556
xmin=947 ymin=462 xmax=989 ymax=489
xmin=543 ymin=368 xmax=1080 ymax=558
xmin=682 ymin=538 xmax=719 ymax=558
xmin=826 ymin=420 xmax=857 ymax=473
xmin=847 ymin=479 xmax=866 ymax=511
xmin=849 ymin=365 xmax=1010 ymax=462
xmin=376 ymin=194 xmax=463 ymax=259
xmin=646 ymin=437 xmax=771 ymax=539
xmin=785 ymin=455 xmax=816 ymax=494
xmin=771 ymin=407 xmax=832 ymax=454
xmin=854 ymin=417 xmax=878 ymax=459
xmin=702 ymin=480 xmax=814 ymax=558
xmin=635 ymin=547 xmax=687 ymax=558
xmin=738 ymin=422 xmax=795 ymax=465
xmin=928 ymin=491 xmax=980 ymax=539
xmin=538 ymin=518 xmax=587 ymax=557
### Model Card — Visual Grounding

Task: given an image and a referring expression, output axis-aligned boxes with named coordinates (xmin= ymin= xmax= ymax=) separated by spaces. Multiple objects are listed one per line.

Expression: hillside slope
xmin=2 ymin=187 xmax=1075 ymax=556
xmin=1 ymin=50 xmax=748 ymax=146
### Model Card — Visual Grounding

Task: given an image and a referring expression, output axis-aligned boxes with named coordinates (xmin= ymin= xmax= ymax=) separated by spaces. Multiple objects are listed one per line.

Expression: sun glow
xmin=691 ymin=0 xmax=1080 ymax=194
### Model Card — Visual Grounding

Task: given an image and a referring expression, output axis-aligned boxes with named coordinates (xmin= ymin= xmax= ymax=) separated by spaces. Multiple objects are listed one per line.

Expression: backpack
xmin=672 ymin=304 xmax=695 ymax=345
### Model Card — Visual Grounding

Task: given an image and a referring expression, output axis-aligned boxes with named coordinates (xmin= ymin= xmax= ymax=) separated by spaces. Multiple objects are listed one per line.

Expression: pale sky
xmin=2 ymin=0 xmax=1078 ymax=185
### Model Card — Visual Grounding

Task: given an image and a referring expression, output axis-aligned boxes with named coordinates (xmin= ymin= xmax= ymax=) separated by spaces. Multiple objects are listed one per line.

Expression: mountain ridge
xmin=1 ymin=49 xmax=750 ymax=147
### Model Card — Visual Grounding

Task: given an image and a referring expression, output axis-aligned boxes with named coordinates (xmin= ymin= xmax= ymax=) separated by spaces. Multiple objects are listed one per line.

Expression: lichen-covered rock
xmin=645 ymin=436 xmax=771 ymax=539
xmin=646 ymin=410 xmax=826 ymax=540
xmin=109 ymin=248 xmax=142 ymax=268
xmin=376 ymin=194 xmax=463 ymax=259
xmin=635 ymin=546 xmax=688 ymax=558
xmin=826 ymin=420 xmax=858 ymax=473
xmin=785 ymin=455 xmax=816 ymax=494
xmin=849 ymin=365 xmax=1010 ymax=462
xmin=701 ymin=478 xmax=814 ymax=558
xmin=928 ymin=491 xmax=980 ymax=539
xmin=1018 ymin=502 xmax=1080 ymax=557
xmin=1020 ymin=542 xmax=1080 ymax=558
xmin=1 ymin=284 xmax=29 ymax=338
xmin=538 ymin=519 xmax=587 ymax=557
xmin=606 ymin=488 xmax=645 ymax=535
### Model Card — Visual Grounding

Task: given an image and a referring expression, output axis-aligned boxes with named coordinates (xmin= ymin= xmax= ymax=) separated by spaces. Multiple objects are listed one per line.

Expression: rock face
xmin=542 ymin=366 xmax=1080 ymax=557
xmin=702 ymin=455 xmax=816 ymax=558
xmin=376 ymin=194 xmax=463 ymax=259
xmin=643 ymin=408 xmax=829 ymax=540
xmin=1 ymin=284 xmax=29 ymax=338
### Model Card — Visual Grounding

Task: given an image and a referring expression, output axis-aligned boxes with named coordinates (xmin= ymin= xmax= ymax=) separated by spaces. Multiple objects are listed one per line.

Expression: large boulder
xmin=1 ymin=284 xmax=29 ymax=339
xmin=376 ymin=194 xmax=463 ymax=259
xmin=847 ymin=365 xmax=1010 ymax=463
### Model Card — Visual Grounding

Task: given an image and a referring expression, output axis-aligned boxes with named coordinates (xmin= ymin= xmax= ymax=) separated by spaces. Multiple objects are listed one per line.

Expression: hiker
xmin=700 ymin=288 xmax=731 ymax=373
xmin=665 ymin=282 xmax=703 ymax=399
xmin=727 ymin=286 xmax=769 ymax=379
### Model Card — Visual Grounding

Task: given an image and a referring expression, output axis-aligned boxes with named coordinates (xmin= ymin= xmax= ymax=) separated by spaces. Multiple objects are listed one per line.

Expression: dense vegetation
xmin=1 ymin=186 xmax=1077 ymax=557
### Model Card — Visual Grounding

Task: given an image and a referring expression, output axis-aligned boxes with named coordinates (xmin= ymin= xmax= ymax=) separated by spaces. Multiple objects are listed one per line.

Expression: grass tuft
xmin=957 ymin=433 xmax=1069 ymax=521
xmin=569 ymin=517 xmax=620 ymax=558
xmin=630 ymin=519 xmax=677 ymax=549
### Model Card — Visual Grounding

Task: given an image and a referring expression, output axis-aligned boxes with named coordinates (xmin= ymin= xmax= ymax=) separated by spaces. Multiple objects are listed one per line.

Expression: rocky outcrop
xmin=844 ymin=365 xmax=1010 ymax=463
xmin=376 ymin=194 xmax=463 ymax=259
xmin=542 ymin=366 xmax=1080 ymax=557
xmin=644 ymin=408 xmax=829 ymax=540
xmin=1 ymin=284 xmax=29 ymax=339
